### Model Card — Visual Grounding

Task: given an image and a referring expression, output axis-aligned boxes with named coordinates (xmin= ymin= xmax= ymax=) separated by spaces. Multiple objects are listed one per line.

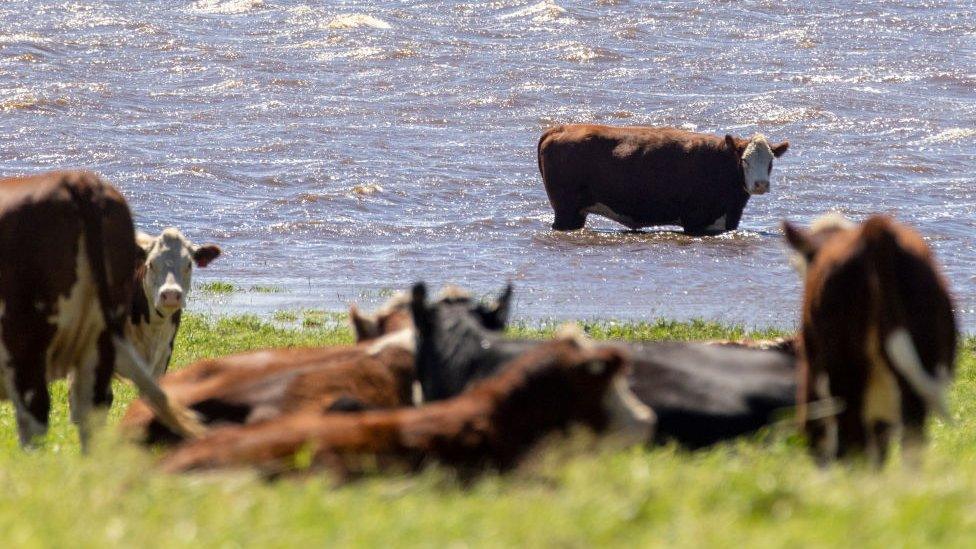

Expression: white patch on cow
xmin=741 ymin=134 xmax=775 ymax=195
xmin=411 ymin=381 xmax=424 ymax=406
xmin=814 ymin=372 xmax=839 ymax=460
xmin=45 ymin=235 xmax=107 ymax=449
xmin=126 ymin=314 xmax=177 ymax=378
xmin=602 ymin=374 xmax=655 ymax=445
xmin=436 ymin=285 xmax=471 ymax=301
xmin=884 ymin=328 xmax=950 ymax=418
xmin=864 ymin=326 xmax=902 ymax=464
xmin=583 ymin=202 xmax=639 ymax=230
xmin=47 ymin=236 xmax=105 ymax=382
xmin=705 ymin=215 xmax=728 ymax=233
xmin=367 ymin=327 xmax=416 ymax=356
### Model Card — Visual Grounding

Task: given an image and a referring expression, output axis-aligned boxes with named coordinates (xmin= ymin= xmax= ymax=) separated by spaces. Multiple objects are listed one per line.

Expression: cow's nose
xmin=159 ymin=289 xmax=182 ymax=308
xmin=755 ymin=181 xmax=769 ymax=193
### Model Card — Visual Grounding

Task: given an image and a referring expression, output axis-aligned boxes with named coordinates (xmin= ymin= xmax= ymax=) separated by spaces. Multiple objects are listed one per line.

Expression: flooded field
xmin=1 ymin=0 xmax=973 ymax=329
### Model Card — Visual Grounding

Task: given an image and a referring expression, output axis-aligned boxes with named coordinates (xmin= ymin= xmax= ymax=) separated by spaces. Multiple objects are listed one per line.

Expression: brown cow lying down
xmin=0 ymin=170 xmax=202 ymax=449
xmin=160 ymin=334 xmax=654 ymax=478
xmin=784 ymin=214 xmax=957 ymax=466
xmin=538 ymin=124 xmax=788 ymax=234
xmin=121 ymin=294 xmax=415 ymax=445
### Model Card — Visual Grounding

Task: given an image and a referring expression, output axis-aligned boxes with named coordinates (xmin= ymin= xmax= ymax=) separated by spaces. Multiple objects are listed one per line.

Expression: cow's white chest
xmin=126 ymin=314 xmax=177 ymax=378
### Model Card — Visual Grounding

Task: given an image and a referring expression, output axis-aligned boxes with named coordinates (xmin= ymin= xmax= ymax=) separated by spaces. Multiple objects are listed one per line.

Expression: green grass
xmin=249 ymin=285 xmax=285 ymax=294
xmin=0 ymin=313 xmax=974 ymax=547
xmin=196 ymin=281 xmax=238 ymax=294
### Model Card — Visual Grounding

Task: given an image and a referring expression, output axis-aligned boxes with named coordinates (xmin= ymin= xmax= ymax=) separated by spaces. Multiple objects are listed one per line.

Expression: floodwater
xmin=1 ymin=1 xmax=973 ymax=330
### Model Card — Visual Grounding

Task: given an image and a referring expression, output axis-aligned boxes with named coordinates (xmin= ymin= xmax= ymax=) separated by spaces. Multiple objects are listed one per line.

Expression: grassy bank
xmin=0 ymin=313 xmax=974 ymax=547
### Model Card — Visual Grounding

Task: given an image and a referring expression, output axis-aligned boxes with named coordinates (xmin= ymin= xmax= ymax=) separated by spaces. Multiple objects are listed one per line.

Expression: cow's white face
xmin=731 ymin=134 xmax=790 ymax=195
xmin=138 ymin=228 xmax=221 ymax=316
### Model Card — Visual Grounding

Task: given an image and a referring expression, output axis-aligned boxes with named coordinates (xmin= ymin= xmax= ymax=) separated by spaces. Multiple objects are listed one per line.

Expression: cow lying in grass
xmin=411 ymin=283 xmax=796 ymax=448
xmin=129 ymin=228 xmax=221 ymax=378
xmin=159 ymin=333 xmax=655 ymax=478
xmin=783 ymin=214 xmax=957 ymax=466
xmin=121 ymin=294 xmax=416 ymax=445
xmin=0 ymin=170 xmax=202 ymax=449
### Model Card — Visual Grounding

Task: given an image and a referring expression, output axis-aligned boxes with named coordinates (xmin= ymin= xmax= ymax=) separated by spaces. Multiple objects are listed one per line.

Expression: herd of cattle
xmin=0 ymin=123 xmax=958 ymax=480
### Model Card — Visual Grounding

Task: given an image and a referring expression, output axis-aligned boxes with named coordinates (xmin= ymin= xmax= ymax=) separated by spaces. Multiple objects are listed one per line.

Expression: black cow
xmin=410 ymin=282 xmax=797 ymax=448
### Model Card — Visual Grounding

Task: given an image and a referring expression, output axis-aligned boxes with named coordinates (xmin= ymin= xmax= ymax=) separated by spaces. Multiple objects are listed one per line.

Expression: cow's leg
xmin=4 ymin=351 xmax=51 ymax=448
xmin=552 ymin=206 xmax=586 ymax=231
xmin=542 ymin=173 xmax=587 ymax=231
xmin=901 ymin=421 xmax=926 ymax=467
xmin=93 ymin=330 xmax=115 ymax=410
xmin=808 ymin=371 xmax=839 ymax=465
xmin=69 ymin=344 xmax=99 ymax=452
xmin=866 ymin=420 xmax=894 ymax=469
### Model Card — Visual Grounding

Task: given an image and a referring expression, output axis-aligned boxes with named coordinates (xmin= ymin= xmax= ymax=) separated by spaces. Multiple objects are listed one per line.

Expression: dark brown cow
xmin=120 ymin=294 xmax=416 ymax=444
xmin=159 ymin=335 xmax=655 ymax=478
xmin=538 ymin=124 xmax=789 ymax=234
xmin=783 ymin=214 xmax=957 ymax=465
xmin=0 ymin=170 xmax=202 ymax=449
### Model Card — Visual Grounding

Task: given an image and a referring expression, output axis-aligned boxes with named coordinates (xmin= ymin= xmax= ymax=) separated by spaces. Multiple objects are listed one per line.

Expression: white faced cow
xmin=127 ymin=228 xmax=221 ymax=377
xmin=538 ymin=125 xmax=789 ymax=234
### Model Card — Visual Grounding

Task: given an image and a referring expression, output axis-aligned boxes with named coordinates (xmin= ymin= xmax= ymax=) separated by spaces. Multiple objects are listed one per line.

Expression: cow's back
xmin=538 ymin=125 xmax=746 ymax=230
xmin=0 ymin=171 xmax=136 ymax=380
xmin=625 ymin=342 xmax=797 ymax=448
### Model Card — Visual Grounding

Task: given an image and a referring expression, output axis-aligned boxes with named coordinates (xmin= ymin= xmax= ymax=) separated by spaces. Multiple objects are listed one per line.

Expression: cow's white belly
xmin=705 ymin=215 xmax=728 ymax=233
xmin=584 ymin=202 xmax=640 ymax=229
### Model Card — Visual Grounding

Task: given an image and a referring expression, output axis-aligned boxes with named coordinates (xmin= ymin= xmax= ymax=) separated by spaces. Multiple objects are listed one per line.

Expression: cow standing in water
xmin=128 ymin=228 xmax=221 ymax=377
xmin=0 ymin=171 xmax=202 ymax=449
xmin=537 ymin=125 xmax=789 ymax=234
xmin=783 ymin=214 xmax=957 ymax=466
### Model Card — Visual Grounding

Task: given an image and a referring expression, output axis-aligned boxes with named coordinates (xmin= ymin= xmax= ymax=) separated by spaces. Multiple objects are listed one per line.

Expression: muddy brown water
xmin=1 ymin=1 xmax=973 ymax=330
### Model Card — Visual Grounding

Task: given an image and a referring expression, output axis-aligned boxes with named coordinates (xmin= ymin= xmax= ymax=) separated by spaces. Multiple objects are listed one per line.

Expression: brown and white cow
xmin=120 ymin=293 xmax=416 ymax=444
xmin=783 ymin=214 xmax=957 ymax=466
xmin=538 ymin=124 xmax=789 ymax=234
xmin=0 ymin=170 xmax=202 ymax=449
xmin=128 ymin=228 xmax=221 ymax=377
xmin=159 ymin=333 xmax=655 ymax=478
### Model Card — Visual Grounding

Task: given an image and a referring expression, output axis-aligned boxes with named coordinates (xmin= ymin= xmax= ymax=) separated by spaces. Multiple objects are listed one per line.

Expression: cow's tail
xmin=863 ymin=215 xmax=950 ymax=418
xmin=67 ymin=175 xmax=205 ymax=439
xmin=537 ymin=125 xmax=560 ymax=180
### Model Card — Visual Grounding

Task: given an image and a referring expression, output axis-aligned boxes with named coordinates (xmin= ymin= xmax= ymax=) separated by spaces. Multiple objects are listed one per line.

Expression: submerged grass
xmin=0 ymin=313 xmax=974 ymax=546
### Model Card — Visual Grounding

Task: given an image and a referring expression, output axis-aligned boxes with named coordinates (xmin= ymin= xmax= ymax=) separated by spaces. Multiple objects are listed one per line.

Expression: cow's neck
xmin=128 ymin=286 xmax=181 ymax=375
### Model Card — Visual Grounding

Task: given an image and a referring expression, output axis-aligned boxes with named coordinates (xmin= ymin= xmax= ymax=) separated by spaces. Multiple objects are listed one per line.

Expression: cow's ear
xmin=725 ymin=134 xmax=745 ymax=157
xmin=349 ymin=304 xmax=379 ymax=342
xmin=410 ymin=282 xmax=431 ymax=333
xmin=480 ymin=283 xmax=513 ymax=331
xmin=135 ymin=231 xmax=156 ymax=253
xmin=782 ymin=221 xmax=816 ymax=260
xmin=133 ymin=240 xmax=148 ymax=265
xmin=772 ymin=140 xmax=790 ymax=158
xmin=192 ymin=244 xmax=221 ymax=267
